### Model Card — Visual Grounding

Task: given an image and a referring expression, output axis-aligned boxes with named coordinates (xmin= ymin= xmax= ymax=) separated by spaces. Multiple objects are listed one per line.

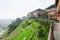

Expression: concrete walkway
xmin=53 ymin=22 xmax=60 ymax=40
xmin=48 ymin=22 xmax=60 ymax=40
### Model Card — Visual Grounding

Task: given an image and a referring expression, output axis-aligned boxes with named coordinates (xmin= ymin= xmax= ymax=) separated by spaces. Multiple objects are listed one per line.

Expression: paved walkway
xmin=53 ymin=22 xmax=60 ymax=40
xmin=48 ymin=22 xmax=60 ymax=40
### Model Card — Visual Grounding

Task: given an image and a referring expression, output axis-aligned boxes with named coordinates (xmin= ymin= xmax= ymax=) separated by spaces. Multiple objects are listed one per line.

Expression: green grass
xmin=4 ymin=18 xmax=50 ymax=40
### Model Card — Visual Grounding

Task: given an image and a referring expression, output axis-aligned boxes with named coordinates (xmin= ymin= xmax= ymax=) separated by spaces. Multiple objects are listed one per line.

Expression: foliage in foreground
xmin=8 ymin=18 xmax=22 ymax=34
xmin=3 ymin=18 xmax=50 ymax=40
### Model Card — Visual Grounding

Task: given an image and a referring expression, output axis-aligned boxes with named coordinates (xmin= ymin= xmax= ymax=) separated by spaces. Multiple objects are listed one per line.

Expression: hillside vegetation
xmin=3 ymin=18 xmax=50 ymax=40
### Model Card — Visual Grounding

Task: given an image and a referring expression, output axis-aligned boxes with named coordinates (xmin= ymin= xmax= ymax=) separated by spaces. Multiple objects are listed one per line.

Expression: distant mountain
xmin=0 ymin=19 xmax=13 ymax=30
xmin=46 ymin=4 xmax=56 ymax=9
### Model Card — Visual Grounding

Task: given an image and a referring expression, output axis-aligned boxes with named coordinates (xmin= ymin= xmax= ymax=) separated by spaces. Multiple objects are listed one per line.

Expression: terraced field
xmin=3 ymin=18 xmax=50 ymax=40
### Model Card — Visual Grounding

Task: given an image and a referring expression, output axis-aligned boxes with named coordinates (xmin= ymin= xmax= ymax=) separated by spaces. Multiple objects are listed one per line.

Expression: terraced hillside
xmin=3 ymin=18 xmax=50 ymax=40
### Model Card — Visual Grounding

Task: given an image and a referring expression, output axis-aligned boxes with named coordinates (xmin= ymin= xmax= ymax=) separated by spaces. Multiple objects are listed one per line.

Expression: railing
xmin=48 ymin=21 xmax=54 ymax=40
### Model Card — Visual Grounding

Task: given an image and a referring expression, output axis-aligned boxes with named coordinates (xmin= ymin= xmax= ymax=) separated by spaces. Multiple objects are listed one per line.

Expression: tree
xmin=8 ymin=18 xmax=22 ymax=34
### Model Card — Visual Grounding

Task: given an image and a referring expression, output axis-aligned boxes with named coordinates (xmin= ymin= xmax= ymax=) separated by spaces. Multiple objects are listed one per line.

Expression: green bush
xmin=4 ymin=18 xmax=50 ymax=40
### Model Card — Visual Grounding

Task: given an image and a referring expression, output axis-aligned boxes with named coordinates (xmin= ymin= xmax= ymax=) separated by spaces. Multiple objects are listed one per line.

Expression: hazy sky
xmin=0 ymin=0 xmax=55 ymax=19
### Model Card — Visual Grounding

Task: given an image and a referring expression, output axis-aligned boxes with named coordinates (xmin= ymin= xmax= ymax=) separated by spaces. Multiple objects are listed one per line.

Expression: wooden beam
xmin=57 ymin=0 xmax=60 ymax=12
xmin=55 ymin=0 xmax=59 ymax=7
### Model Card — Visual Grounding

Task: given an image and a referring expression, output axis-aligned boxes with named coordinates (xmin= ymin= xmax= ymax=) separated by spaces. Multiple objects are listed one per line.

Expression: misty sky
xmin=0 ymin=0 xmax=55 ymax=19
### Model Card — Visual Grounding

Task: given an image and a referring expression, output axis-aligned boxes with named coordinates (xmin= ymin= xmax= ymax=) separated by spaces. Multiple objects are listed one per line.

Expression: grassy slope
xmin=4 ymin=18 xmax=50 ymax=40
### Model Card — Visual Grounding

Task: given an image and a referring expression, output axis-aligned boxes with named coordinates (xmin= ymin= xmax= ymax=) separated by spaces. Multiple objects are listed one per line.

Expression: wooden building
xmin=27 ymin=9 xmax=45 ymax=17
